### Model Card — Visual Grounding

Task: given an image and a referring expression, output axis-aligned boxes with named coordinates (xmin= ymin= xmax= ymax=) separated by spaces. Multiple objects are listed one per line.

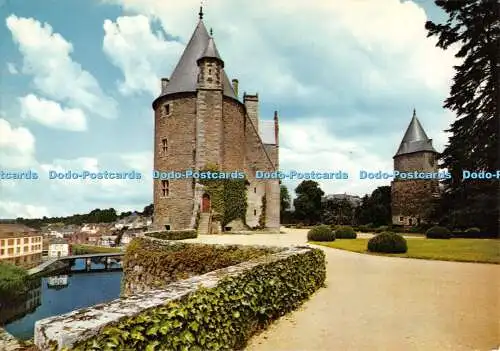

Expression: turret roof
xmin=394 ymin=109 xmax=437 ymax=157
xmin=159 ymin=18 xmax=237 ymax=99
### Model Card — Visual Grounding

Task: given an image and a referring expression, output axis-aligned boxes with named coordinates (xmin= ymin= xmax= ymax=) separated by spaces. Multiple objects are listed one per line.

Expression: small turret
xmin=196 ymin=34 xmax=224 ymax=90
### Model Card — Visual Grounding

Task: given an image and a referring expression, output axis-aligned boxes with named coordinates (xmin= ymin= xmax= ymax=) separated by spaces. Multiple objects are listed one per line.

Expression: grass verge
xmin=310 ymin=238 xmax=500 ymax=264
xmin=71 ymin=244 xmax=123 ymax=255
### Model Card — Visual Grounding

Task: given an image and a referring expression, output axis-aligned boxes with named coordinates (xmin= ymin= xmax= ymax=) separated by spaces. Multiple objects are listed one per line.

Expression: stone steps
xmin=198 ymin=213 xmax=211 ymax=235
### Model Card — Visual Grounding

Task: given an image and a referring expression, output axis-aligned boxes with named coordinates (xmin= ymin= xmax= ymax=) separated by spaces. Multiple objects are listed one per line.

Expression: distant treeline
xmin=14 ymin=204 xmax=153 ymax=229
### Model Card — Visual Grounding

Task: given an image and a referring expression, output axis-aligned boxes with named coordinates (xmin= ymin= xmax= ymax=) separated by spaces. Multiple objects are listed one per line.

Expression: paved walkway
xmin=187 ymin=229 xmax=500 ymax=351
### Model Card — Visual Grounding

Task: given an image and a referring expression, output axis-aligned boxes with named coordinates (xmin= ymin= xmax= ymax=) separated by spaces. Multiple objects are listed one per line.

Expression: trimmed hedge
xmin=335 ymin=226 xmax=357 ymax=239
xmin=426 ymin=226 xmax=452 ymax=239
xmin=307 ymin=225 xmax=335 ymax=241
xmin=122 ymin=238 xmax=278 ymax=294
xmin=367 ymin=232 xmax=408 ymax=253
xmin=373 ymin=225 xmax=390 ymax=233
xmin=68 ymin=248 xmax=326 ymax=351
xmin=145 ymin=230 xmax=198 ymax=241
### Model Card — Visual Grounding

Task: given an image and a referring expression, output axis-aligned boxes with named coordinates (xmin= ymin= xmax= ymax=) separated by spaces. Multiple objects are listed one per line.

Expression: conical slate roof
xmin=394 ymin=109 xmax=437 ymax=157
xmin=160 ymin=20 xmax=237 ymax=99
xmin=199 ymin=37 xmax=223 ymax=62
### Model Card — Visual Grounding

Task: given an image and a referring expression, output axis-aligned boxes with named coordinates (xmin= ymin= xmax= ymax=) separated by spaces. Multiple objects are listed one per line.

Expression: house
xmin=48 ymin=238 xmax=69 ymax=258
xmin=81 ymin=224 xmax=99 ymax=234
xmin=99 ymin=236 xmax=116 ymax=247
xmin=0 ymin=224 xmax=43 ymax=268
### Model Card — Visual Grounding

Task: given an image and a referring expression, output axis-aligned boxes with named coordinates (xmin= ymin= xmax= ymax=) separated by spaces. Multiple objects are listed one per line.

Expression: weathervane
xmin=199 ymin=0 xmax=204 ymax=19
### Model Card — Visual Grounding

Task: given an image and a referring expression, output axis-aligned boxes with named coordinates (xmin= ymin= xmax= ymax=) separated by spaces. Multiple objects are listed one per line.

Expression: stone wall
xmin=221 ymin=98 xmax=245 ymax=171
xmin=34 ymin=241 xmax=317 ymax=351
xmin=391 ymin=151 xmax=439 ymax=225
xmin=153 ymin=93 xmax=197 ymax=230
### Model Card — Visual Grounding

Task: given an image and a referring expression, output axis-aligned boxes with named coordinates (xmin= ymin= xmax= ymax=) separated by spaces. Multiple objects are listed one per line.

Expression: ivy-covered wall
xmin=122 ymin=237 xmax=279 ymax=295
xmin=34 ymin=241 xmax=326 ymax=351
xmin=199 ymin=163 xmax=248 ymax=229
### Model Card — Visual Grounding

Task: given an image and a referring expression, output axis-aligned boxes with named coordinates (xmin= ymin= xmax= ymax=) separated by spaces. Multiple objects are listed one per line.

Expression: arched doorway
xmin=202 ymin=194 xmax=211 ymax=213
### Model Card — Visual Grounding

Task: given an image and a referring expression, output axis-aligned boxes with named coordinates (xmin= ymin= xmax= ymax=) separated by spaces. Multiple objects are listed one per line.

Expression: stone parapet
xmin=34 ymin=242 xmax=313 ymax=350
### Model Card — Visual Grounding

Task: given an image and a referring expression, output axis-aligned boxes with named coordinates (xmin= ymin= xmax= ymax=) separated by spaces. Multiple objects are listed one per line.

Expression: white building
xmin=48 ymin=239 xmax=69 ymax=258
xmin=81 ymin=224 xmax=99 ymax=234
xmin=47 ymin=275 xmax=68 ymax=287
xmin=99 ymin=236 xmax=116 ymax=247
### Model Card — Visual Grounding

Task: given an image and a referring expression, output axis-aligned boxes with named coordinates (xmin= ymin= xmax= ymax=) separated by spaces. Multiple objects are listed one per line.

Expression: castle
xmin=391 ymin=110 xmax=439 ymax=226
xmin=151 ymin=9 xmax=280 ymax=233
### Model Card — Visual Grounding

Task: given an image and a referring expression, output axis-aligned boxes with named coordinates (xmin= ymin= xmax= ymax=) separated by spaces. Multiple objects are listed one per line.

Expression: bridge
xmin=28 ymin=252 xmax=124 ymax=275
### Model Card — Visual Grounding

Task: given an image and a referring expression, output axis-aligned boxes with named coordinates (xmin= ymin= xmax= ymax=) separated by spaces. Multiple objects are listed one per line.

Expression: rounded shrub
xmin=335 ymin=226 xmax=357 ymax=239
xmin=465 ymin=227 xmax=480 ymax=233
xmin=426 ymin=226 xmax=452 ymax=239
xmin=374 ymin=225 xmax=389 ymax=233
xmin=307 ymin=225 xmax=336 ymax=242
xmin=367 ymin=232 xmax=407 ymax=253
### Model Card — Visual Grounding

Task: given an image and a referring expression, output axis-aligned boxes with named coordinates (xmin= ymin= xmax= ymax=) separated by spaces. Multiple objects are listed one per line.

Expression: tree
xmin=425 ymin=0 xmax=499 ymax=234
xmin=142 ymin=204 xmax=153 ymax=217
xmin=321 ymin=198 xmax=354 ymax=225
xmin=355 ymin=186 xmax=391 ymax=226
xmin=280 ymin=185 xmax=292 ymax=224
xmin=293 ymin=181 xmax=324 ymax=225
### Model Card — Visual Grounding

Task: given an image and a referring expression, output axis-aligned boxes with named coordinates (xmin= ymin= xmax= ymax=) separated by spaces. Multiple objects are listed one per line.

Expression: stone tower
xmin=152 ymin=8 xmax=280 ymax=232
xmin=391 ymin=109 xmax=439 ymax=226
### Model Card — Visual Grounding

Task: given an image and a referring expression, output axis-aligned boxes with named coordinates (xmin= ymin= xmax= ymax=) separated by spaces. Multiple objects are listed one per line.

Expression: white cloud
xmin=0 ymin=202 xmax=49 ymax=219
xmin=280 ymin=119 xmax=392 ymax=197
xmin=0 ymin=118 xmax=36 ymax=168
xmin=5 ymin=15 xmax=118 ymax=118
xmin=100 ymin=0 xmax=458 ymax=104
xmin=19 ymin=94 xmax=87 ymax=131
xmin=0 ymin=152 xmax=152 ymax=218
xmin=6 ymin=62 xmax=18 ymax=74
xmin=102 ymin=15 xmax=183 ymax=96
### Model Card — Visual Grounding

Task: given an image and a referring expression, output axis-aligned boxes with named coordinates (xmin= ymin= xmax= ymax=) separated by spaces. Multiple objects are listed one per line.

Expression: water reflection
xmin=0 ymin=279 xmax=42 ymax=326
xmin=0 ymin=260 xmax=123 ymax=340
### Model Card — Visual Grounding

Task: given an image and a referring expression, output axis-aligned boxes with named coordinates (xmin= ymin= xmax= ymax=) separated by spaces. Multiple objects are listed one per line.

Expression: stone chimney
xmin=232 ymin=79 xmax=239 ymax=97
xmin=161 ymin=78 xmax=169 ymax=94
xmin=243 ymin=93 xmax=259 ymax=131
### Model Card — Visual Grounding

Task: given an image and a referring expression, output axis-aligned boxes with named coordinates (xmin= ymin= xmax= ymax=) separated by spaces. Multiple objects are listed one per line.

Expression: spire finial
xmin=413 ymin=108 xmax=416 ymax=117
xmin=199 ymin=5 xmax=204 ymax=19
xmin=210 ymin=28 xmax=213 ymax=36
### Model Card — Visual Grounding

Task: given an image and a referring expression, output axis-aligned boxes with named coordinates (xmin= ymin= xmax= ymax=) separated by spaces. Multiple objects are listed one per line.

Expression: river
xmin=0 ymin=259 xmax=123 ymax=341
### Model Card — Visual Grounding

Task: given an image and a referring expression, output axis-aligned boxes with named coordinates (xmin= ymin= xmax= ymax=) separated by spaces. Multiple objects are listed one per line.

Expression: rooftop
xmin=0 ymin=224 xmax=40 ymax=239
xmin=157 ymin=11 xmax=237 ymax=100
xmin=394 ymin=109 xmax=437 ymax=157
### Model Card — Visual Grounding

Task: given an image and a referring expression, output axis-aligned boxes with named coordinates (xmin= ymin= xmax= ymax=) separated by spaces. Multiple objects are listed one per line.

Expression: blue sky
xmin=0 ymin=0 xmax=458 ymax=218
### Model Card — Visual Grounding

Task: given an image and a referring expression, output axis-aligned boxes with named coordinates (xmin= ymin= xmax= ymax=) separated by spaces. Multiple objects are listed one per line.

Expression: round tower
xmin=391 ymin=109 xmax=439 ymax=226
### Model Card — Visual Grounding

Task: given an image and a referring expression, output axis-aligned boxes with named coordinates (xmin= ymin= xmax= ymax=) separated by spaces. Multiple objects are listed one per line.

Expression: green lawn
xmin=310 ymin=238 xmax=500 ymax=264
xmin=71 ymin=244 xmax=123 ymax=255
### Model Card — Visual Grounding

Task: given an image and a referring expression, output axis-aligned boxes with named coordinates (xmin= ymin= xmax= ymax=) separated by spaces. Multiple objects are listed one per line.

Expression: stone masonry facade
xmin=391 ymin=113 xmax=439 ymax=226
xmin=152 ymin=16 xmax=280 ymax=232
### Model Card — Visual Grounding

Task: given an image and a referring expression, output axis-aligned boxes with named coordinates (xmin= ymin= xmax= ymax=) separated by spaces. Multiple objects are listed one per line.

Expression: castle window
xmin=254 ymin=209 xmax=257 ymax=216
xmin=399 ymin=216 xmax=404 ymax=221
xmin=164 ymin=104 xmax=171 ymax=116
xmin=192 ymin=149 xmax=196 ymax=162
xmin=161 ymin=180 xmax=169 ymax=197
xmin=208 ymin=68 xmax=212 ymax=74
xmin=162 ymin=138 xmax=168 ymax=154
xmin=165 ymin=225 xmax=171 ymax=230
xmin=254 ymin=187 xmax=256 ymax=193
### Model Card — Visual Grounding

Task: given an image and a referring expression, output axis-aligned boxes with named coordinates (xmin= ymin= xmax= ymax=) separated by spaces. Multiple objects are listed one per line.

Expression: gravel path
xmin=187 ymin=229 xmax=500 ymax=351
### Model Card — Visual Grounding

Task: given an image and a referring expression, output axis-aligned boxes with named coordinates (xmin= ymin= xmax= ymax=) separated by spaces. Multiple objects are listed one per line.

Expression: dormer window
xmin=164 ymin=104 xmax=171 ymax=116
